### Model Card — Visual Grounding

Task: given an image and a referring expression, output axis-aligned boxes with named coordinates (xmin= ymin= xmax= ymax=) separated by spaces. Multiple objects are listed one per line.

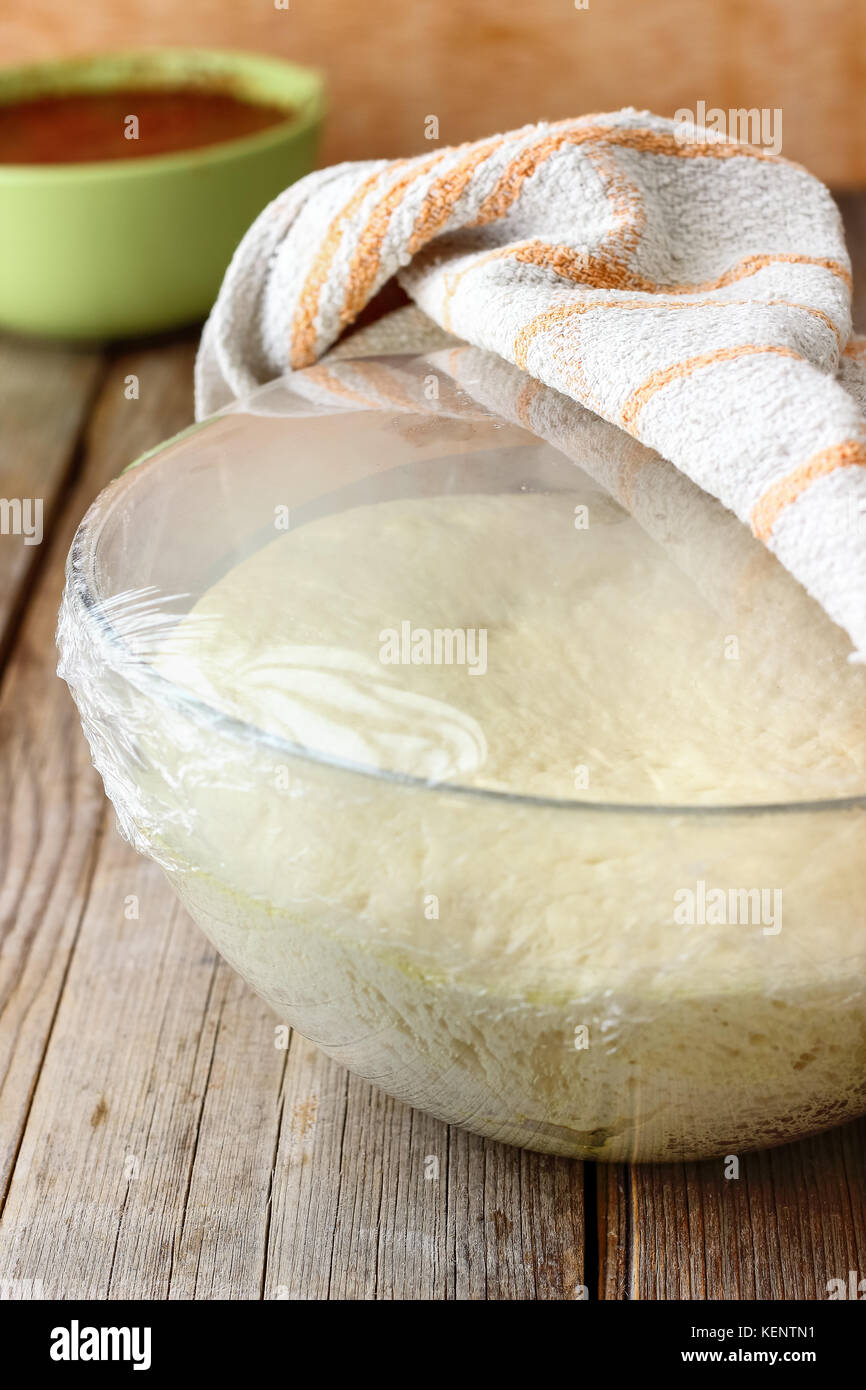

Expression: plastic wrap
xmin=57 ymin=351 xmax=866 ymax=1161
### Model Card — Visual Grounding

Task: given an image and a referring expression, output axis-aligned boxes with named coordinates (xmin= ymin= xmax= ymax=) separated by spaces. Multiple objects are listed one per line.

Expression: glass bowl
xmin=58 ymin=351 xmax=866 ymax=1162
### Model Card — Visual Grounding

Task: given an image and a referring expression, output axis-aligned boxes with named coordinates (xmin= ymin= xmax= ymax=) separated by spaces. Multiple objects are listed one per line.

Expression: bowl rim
xmin=0 ymin=47 xmax=326 ymax=180
xmin=62 ymin=396 xmax=866 ymax=821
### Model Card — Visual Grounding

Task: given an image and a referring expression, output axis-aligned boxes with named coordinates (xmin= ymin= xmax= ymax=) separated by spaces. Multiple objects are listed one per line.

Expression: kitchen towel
xmin=195 ymin=109 xmax=866 ymax=659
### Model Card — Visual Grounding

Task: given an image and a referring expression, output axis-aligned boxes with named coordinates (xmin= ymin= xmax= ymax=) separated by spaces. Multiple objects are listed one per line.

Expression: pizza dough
xmin=152 ymin=491 xmax=866 ymax=1160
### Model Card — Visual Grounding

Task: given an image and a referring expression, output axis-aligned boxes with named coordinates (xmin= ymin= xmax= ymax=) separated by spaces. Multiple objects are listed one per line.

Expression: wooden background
xmin=0 ymin=0 xmax=864 ymax=187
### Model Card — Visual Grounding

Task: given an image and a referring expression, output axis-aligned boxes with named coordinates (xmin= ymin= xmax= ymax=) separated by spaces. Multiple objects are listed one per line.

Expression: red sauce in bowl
xmin=0 ymin=88 xmax=294 ymax=165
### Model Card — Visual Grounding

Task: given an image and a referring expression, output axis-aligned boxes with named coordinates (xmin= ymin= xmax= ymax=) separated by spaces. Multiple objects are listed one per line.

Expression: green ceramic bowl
xmin=0 ymin=50 xmax=325 ymax=339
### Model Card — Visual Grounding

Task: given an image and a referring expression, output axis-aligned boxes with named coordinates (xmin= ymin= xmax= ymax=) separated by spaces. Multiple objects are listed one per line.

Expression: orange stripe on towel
xmin=408 ymin=137 xmax=504 ymax=252
xmin=339 ymin=151 xmax=447 ymax=332
xmin=621 ymin=344 xmax=803 ymax=427
xmin=515 ymin=376 xmax=543 ymax=427
xmin=473 ymin=124 xmax=781 ymax=228
xmin=513 ymin=296 xmax=814 ymax=372
xmin=472 ymin=125 xmax=620 ymax=225
xmin=751 ymin=440 xmax=866 ymax=541
xmin=601 ymin=126 xmax=783 ymax=163
xmin=439 ymin=241 xmax=848 ymax=340
xmin=290 ymin=166 xmax=403 ymax=369
xmin=301 ymin=363 xmax=383 ymax=408
xmin=507 ymin=243 xmax=850 ymax=297
xmin=696 ymin=252 xmax=851 ymax=294
xmin=514 ymin=297 xmax=689 ymax=369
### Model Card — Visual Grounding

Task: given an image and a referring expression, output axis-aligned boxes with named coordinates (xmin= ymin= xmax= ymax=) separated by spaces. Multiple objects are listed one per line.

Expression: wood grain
xmin=0 ymin=341 xmax=195 ymax=1230
xmin=263 ymin=1039 xmax=585 ymax=1300
xmin=2 ymin=0 xmax=865 ymax=188
xmin=600 ymin=1121 xmax=866 ymax=1300
xmin=0 ymin=340 xmax=102 ymax=665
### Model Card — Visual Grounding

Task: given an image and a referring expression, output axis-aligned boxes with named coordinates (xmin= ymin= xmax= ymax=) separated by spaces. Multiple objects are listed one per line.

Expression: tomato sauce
xmin=0 ymin=87 xmax=293 ymax=164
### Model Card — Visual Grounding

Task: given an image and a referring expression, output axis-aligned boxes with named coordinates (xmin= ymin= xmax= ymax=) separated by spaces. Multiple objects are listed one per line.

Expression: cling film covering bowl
xmin=57 ymin=350 xmax=866 ymax=1161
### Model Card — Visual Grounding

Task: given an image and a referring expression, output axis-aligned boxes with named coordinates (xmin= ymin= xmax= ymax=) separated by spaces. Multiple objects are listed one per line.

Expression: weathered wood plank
xmin=164 ymin=970 xmax=288 ymax=1301
xmin=444 ymin=1131 xmax=585 ymax=1300
xmin=0 ymin=341 xmax=196 ymax=1224
xmin=0 ymin=340 xmax=103 ymax=663
xmin=602 ymin=1119 xmax=866 ymax=1299
xmin=597 ymin=1162 xmax=629 ymax=1301
xmin=261 ymin=1041 xmax=584 ymax=1300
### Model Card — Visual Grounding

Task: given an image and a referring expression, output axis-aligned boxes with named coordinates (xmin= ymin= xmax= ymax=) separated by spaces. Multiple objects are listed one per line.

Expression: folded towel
xmin=196 ymin=109 xmax=866 ymax=659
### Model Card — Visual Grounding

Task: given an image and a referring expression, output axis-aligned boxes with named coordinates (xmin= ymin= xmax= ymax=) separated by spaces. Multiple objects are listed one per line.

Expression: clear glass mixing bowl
xmin=58 ymin=351 xmax=866 ymax=1162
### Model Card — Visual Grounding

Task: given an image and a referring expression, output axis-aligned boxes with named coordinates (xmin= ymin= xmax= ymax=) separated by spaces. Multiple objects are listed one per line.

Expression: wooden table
xmin=2 ymin=213 xmax=866 ymax=1298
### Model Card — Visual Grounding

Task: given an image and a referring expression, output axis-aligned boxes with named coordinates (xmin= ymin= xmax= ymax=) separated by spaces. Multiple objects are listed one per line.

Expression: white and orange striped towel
xmin=195 ymin=109 xmax=866 ymax=659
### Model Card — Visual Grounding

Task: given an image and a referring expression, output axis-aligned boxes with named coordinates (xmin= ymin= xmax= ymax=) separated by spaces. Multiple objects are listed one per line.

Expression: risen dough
xmin=159 ymin=491 xmax=866 ymax=805
xmin=151 ymin=492 xmax=866 ymax=1161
